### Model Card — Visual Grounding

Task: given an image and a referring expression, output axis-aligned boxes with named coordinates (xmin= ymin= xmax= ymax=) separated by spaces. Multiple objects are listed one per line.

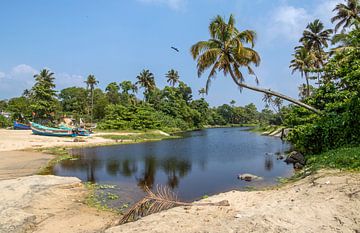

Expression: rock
xmin=73 ymin=138 xmax=86 ymax=142
xmin=284 ymin=151 xmax=305 ymax=165
xmin=294 ymin=163 xmax=304 ymax=170
xmin=277 ymin=154 xmax=285 ymax=160
xmin=238 ymin=173 xmax=263 ymax=182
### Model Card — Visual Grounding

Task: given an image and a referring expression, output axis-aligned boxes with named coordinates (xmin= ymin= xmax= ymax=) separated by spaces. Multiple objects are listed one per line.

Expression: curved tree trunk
xmin=228 ymin=69 xmax=320 ymax=114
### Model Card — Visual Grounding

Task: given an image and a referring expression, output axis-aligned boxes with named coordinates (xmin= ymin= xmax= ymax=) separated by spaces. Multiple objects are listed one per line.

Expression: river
xmin=53 ymin=127 xmax=292 ymax=207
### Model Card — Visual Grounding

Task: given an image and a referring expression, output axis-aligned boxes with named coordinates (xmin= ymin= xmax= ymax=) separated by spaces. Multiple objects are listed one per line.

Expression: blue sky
xmin=0 ymin=0 xmax=339 ymax=109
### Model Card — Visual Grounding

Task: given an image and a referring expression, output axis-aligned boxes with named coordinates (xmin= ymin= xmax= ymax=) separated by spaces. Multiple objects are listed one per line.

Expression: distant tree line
xmin=0 ymin=68 xmax=280 ymax=131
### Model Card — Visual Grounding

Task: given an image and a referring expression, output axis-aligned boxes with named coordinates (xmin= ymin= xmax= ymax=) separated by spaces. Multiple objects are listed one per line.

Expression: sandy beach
xmin=0 ymin=129 xmax=117 ymax=152
xmin=0 ymin=129 xmax=359 ymax=233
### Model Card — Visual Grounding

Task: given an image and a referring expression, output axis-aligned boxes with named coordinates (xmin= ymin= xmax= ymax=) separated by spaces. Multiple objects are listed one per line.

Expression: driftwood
xmin=119 ymin=185 xmax=230 ymax=224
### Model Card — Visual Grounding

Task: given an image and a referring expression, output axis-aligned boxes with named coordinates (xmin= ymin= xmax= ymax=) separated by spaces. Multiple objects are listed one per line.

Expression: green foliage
xmin=287 ymin=30 xmax=360 ymax=154
xmin=307 ymin=147 xmax=360 ymax=171
xmin=30 ymin=69 xmax=59 ymax=120
xmin=59 ymin=87 xmax=88 ymax=116
xmin=0 ymin=115 xmax=11 ymax=128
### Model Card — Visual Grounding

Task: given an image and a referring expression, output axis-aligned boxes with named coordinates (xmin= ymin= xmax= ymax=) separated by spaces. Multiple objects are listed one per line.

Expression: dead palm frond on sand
xmin=119 ymin=185 xmax=230 ymax=224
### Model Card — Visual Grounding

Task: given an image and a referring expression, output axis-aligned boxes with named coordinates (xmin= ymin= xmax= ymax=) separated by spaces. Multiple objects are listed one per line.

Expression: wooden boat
xmin=13 ymin=121 xmax=31 ymax=130
xmin=31 ymin=122 xmax=77 ymax=137
xmin=59 ymin=125 xmax=90 ymax=136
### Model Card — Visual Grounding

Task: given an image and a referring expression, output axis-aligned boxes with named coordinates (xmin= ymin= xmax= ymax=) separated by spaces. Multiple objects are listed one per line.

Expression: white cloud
xmin=137 ymin=0 xmax=186 ymax=10
xmin=268 ymin=5 xmax=311 ymax=41
xmin=0 ymin=65 xmax=85 ymax=99
xmin=55 ymin=73 xmax=85 ymax=90
xmin=314 ymin=0 xmax=338 ymax=27
xmin=267 ymin=0 xmax=338 ymax=42
xmin=11 ymin=64 xmax=37 ymax=76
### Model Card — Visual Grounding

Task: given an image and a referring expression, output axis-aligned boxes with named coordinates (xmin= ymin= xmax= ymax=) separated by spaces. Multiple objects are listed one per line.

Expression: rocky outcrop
xmin=284 ymin=151 xmax=305 ymax=169
xmin=0 ymin=175 xmax=81 ymax=233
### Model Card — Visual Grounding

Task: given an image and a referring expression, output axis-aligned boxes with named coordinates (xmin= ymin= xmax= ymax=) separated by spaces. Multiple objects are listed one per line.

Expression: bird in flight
xmin=171 ymin=47 xmax=179 ymax=52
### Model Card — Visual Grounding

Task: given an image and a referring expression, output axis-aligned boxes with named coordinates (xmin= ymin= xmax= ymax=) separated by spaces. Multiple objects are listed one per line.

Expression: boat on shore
xmin=14 ymin=121 xmax=31 ymax=130
xmin=31 ymin=122 xmax=77 ymax=137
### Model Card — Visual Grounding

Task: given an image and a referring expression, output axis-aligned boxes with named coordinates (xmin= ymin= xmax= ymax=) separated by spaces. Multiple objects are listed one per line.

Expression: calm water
xmin=53 ymin=127 xmax=292 ymax=206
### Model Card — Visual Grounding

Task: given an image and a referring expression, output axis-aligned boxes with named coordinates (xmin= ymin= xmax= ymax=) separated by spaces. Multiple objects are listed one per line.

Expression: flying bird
xmin=171 ymin=47 xmax=179 ymax=52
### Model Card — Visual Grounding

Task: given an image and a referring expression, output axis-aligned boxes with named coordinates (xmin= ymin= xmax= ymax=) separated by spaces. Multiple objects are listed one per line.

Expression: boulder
xmin=238 ymin=173 xmax=263 ymax=182
xmin=284 ymin=151 xmax=305 ymax=165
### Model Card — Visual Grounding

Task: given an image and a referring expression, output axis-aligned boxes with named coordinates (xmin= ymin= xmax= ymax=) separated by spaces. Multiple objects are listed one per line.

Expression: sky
xmin=0 ymin=0 xmax=340 ymax=109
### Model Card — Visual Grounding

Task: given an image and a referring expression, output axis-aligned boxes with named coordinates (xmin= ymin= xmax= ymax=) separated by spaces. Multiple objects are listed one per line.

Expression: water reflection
xmin=54 ymin=127 xmax=293 ymax=201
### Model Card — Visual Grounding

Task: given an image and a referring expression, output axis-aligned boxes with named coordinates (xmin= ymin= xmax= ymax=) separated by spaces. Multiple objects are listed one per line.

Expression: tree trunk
xmin=305 ymin=72 xmax=310 ymax=97
xmin=228 ymin=69 xmax=320 ymax=114
xmin=91 ymin=88 xmax=94 ymax=125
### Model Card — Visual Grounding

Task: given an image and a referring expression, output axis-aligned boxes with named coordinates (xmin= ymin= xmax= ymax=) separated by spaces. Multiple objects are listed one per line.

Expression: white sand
xmin=0 ymin=129 xmax=117 ymax=152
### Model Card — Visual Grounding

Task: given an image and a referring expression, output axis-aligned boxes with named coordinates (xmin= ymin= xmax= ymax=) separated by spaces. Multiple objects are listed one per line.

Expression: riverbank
xmin=106 ymin=170 xmax=360 ymax=233
xmin=1 ymin=129 xmax=360 ymax=232
xmin=1 ymin=170 xmax=359 ymax=233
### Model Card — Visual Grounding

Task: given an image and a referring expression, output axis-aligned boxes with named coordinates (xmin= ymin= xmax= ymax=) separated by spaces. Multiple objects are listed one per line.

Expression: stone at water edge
xmin=284 ymin=151 xmax=305 ymax=165
xmin=237 ymin=173 xmax=263 ymax=182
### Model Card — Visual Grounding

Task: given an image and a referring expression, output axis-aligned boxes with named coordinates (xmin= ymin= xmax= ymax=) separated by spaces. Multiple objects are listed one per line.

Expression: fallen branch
xmin=119 ymin=185 xmax=229 ymax=224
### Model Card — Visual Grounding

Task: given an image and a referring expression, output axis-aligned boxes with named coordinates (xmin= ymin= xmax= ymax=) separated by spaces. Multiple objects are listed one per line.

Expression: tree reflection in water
xmin=264 ymin=155 xmax=273 ymax=171
xmin=161 ymin=157 xmax=191 ymax=188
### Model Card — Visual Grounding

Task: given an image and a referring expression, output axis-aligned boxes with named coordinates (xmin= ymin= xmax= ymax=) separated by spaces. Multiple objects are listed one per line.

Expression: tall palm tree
xmin=191 ymin=14 xmax=319 ymax=113
xmin=165 ymin=69 xmax=180 ymax=87
xmin=85 ymin=74 xmax=99 ymax=124
xmin=300 ymin=19 xmax=333 ymax=66
xmin=331 ymin=0 xmax=360 ymax=33
xmin=289 ymin=45 xmax=315 ymax=97
xmin=136 ymin=69 xmax=156 ymax=100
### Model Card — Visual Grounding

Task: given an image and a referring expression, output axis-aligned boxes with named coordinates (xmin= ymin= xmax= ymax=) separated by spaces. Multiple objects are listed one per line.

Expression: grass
xmin=100 ymin=132 xmax=180 ymax=142
xmin=36 ymin=147 xmax=78 ymax=175
xmin=306 ymin=146 xmax=360 ymax=172
xmin=84 ymin=183 xmax=125 ymax=213
xmin=250 ymin=125 xmax=283 ymax=134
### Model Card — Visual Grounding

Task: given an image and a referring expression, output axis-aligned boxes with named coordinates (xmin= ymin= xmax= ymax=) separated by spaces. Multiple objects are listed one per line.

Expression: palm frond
xmin=119 ymin=185 xmax=230 ymax=224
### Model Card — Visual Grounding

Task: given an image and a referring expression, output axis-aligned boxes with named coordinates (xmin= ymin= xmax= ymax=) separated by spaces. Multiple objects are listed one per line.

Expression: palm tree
xmin=198 ymin=88 xmax=206 ymax=97
xmin=191 ymin=14 xmax=320 ymax=113
xmin=136 ymin=69 xmax=156 ymax=100
xmin=85 ymin=74 xmax=99 ymax=124
xmin=289 ymin=45 xmax=315 ymax=97
xmin=300 ymin=19 xmax=333 ymax=67
xmin=165 ymin=69 xmax=180 ymax=87
xmin=331 ymin=0 xmax=360 ymax=33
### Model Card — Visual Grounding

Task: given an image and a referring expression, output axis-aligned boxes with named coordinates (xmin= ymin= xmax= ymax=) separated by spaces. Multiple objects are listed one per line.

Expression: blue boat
xmin=14 ymin=121 xmax=31 ymax=130
xmin=31 ymin=122 xmax=77 ymax=137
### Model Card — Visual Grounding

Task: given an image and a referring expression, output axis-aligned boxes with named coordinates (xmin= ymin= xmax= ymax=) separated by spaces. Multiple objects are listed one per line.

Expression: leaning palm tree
xmin=191 ymin=14 xmax=319 ymax=113
xmin=331 ymin=0 xmax=360 ymax=33
xmin=136 ymin=69 xmax=156 ymax=101
xmin=165 ymin=69 xmax=180 ymax=87
xmin=85 ymin=74 xmax=99 ymax=124
xmin=289 ymin=45 xmax=315 ymax=97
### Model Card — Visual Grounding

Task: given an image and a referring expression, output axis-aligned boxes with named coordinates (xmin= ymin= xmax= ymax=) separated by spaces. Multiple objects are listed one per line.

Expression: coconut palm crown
xmin=191 ymin=14 xmax=260 ymax=93
xmin=331 ymin=0 xmax=360 ymax=33
xmin=166 ymin=69 xmax=180 ymax=87
xmin=136 ymin=69 xmax=156 ymax=94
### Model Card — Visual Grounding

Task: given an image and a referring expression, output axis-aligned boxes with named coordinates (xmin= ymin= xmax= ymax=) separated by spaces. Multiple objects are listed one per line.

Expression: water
xmin=53 ymin=127 xmax=292 ymax=206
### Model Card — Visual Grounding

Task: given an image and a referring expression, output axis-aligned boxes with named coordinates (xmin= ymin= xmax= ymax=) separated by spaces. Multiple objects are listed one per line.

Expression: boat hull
xmin=31 ymin=123 xmax=76 ymax=137
xmin=14 ymin=121 xmax=31 ymax=130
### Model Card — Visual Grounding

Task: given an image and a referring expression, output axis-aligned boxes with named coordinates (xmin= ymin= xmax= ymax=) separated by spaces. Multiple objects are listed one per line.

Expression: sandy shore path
xmin=0 ymin=151 xmax=54 ymax=180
